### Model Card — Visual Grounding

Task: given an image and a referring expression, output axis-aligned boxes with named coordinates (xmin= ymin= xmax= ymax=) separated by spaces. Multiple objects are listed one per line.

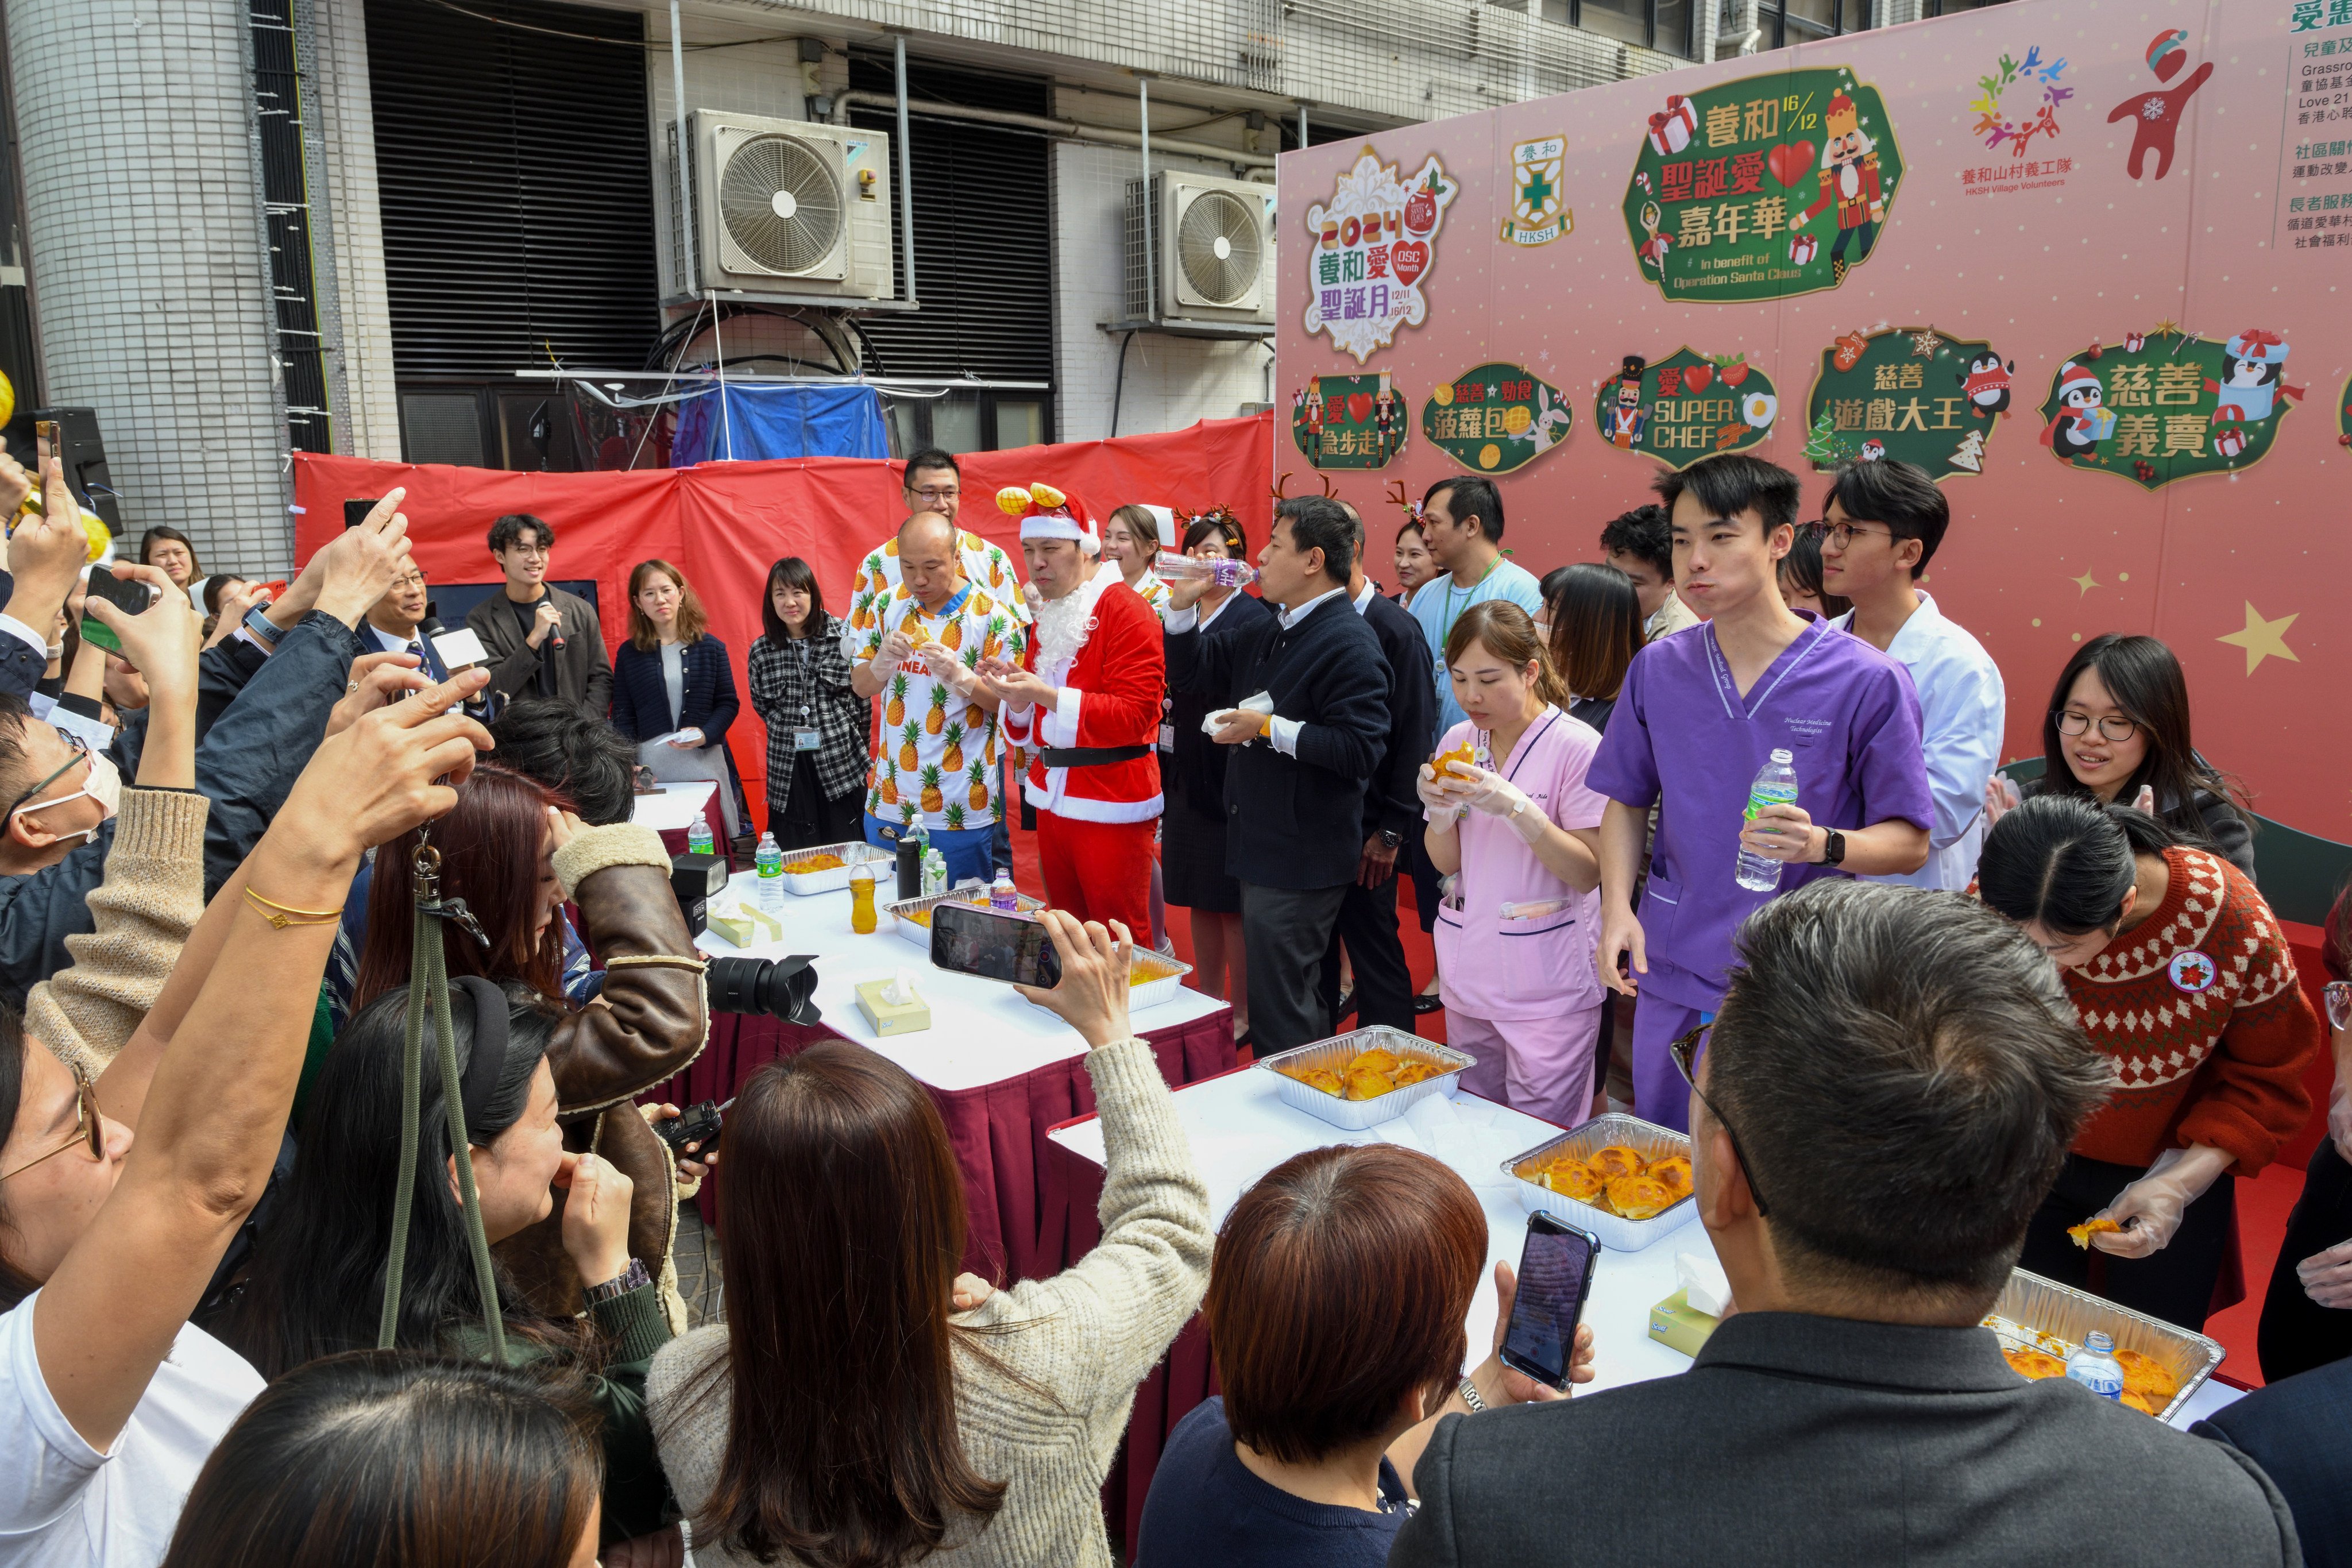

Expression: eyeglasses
xmin=388 ymin=571 xmax=428 ymax=591
xmin=2326 ymin=981 xmax=2351 ymax=1034
xmin=908 ymin=485 xmax=961 ymax=502
xmin=1804 ymin=519 xmax=1894 ymax=550
xmin=4 ymin=729 xmax=90 ymax=824
xmin=1 ymin=1065 xmax=105 ymax=1182
xmin=2053 ymin=710 xmax=2139 ymax=743
xmin=1669 ymin=1024 xmax=1769 ymax=1217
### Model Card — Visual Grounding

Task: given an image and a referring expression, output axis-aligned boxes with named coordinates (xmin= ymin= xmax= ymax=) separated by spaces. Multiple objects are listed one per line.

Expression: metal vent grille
xmin=718 ymin=133 xmax=844 ymax=275
xmin=1175 ymin=187 xmax=1261 ymax=306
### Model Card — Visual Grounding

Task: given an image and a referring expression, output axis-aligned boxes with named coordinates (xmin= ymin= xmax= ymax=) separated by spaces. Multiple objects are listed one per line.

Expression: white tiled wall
xmin=1050 ymin=90 xmax=1273 ymax=446
xmin=8 ymin=0 xmax=291 ymax=573
xmin=311 ymin=0 xmax=401 ymax=462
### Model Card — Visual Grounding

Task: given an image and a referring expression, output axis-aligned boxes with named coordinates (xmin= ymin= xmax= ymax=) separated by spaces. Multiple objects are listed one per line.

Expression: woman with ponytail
xmin=1979 ymin=795 xmax=2322 ymax=1330
xmin=1415 ymin=602 xmax=1609 ymax=1123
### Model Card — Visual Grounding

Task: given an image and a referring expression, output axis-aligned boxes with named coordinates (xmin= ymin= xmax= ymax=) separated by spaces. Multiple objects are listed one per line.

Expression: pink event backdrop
xmin=1273 ymin=0 xmax=2350 ymax=874
xmin=289 ymin=415 xmax=1275 ymax=809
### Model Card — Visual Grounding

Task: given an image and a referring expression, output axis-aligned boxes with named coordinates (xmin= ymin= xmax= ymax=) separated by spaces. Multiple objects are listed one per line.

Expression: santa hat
xmin=997 ymin=482 xmax=1099 ymax=554
xmin=2056 ymin=361 xmax=2100 ymax=397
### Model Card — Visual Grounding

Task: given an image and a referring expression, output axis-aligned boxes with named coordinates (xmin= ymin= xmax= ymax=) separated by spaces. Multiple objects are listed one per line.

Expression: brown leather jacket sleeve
xmin=543 ymin=825 xmax=709 ymax=1115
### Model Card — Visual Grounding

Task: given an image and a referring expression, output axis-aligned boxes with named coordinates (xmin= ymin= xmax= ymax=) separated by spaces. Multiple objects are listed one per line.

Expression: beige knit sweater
xmin=28 ymin=787 xmax=211 ymax=1076
xmin=647 ymin=1036 xmax=1211 ymax=1568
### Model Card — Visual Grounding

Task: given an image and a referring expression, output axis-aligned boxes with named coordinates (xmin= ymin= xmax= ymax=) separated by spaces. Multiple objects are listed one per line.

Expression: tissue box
xmin=707 ymin=904 xmax=781 ymax=948
xmin=1648 ymin=1288 xmax=1720 ymax=1358
xmin=855 ymin=978 xmax=931 ymax=1036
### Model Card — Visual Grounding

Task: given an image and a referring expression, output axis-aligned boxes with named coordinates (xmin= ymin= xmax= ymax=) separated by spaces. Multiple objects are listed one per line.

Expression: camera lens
xmin=705 ymin=954 xmax=821 ymax=1025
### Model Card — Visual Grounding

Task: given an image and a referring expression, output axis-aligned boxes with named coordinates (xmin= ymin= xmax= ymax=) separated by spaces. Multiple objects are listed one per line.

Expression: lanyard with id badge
xmin=791 ymin=640 xmax=821 ymax=753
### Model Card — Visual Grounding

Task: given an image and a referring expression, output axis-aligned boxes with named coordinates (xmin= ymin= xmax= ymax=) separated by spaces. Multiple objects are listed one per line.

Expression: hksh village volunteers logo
xmin=1959 ymin=45 xmax=2076 ymax=196
xmin=1501 ymin=136 xmax=1570 ymax=246
xmin=1304 ymin=152 xmax=1458 ymax=364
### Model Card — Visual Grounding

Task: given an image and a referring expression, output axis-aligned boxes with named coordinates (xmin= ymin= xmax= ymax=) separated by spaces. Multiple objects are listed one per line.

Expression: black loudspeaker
xmin=28 ymin=407 xmax=121 ymax=536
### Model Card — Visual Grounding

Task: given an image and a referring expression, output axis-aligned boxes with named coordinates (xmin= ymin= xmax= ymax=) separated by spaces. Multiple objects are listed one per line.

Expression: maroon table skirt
xmin=649 ymin=785 xmax=730 ymax=858
xmin=640 ymin=1007 xmax=1235 ymax=1285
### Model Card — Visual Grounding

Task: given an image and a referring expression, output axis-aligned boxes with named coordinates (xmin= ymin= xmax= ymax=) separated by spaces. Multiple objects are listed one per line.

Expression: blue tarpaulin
xmin=670 ymin=383 xmax=890 ymax=465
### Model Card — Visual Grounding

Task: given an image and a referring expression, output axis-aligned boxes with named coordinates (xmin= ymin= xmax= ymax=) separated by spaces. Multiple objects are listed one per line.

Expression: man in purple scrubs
xmin=1590 ymin=453 xmax=1933 ymax=1130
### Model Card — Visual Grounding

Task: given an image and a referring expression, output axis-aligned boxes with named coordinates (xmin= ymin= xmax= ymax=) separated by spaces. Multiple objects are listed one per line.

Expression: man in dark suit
xmin=359 ymin=563 xmax=453 ymax=681
xmin=1316 ymin=501 xmax=1430 ymax=1035
xmin=1165 ymin=495 xmax=1387 ymax=1055
xmin=464 ymin=513 xmax=611 ymax=721
xmin=2195 ymin=1357 xmax=2351 ymax=1567
xmin=1392 ymin=882 xmax=2301 ymax=1568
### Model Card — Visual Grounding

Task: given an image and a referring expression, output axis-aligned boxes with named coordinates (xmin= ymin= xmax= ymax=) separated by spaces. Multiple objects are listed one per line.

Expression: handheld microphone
xmin=543 ymin=597 xmax=566 ymax=651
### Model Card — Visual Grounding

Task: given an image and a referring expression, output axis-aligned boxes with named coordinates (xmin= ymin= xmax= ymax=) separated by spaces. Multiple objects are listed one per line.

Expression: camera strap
xmin=377 ymin=839 xmax=509 ymax=1366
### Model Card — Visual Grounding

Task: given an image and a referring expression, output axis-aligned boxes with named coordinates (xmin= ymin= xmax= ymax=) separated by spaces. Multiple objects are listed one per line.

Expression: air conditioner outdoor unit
xmin=665 ymin=110 xmax=894 ymax=304
xmin=1124 ymin=171 xmax=1276 ymax=326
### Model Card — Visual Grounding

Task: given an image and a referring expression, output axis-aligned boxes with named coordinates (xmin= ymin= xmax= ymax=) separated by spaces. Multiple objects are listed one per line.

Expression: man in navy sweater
xmin=1165 ymin=495 xmax=1389 ymax=1054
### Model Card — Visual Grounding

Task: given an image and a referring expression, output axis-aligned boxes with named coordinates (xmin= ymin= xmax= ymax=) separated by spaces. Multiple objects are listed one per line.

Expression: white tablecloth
xmin=628 ymin=780 xmax=718 ymax=835
xmin=1045 ymin=1068 xmax=2247 ymax=1428
xmin=694 ymin=870 xmax=1226 ymax=1093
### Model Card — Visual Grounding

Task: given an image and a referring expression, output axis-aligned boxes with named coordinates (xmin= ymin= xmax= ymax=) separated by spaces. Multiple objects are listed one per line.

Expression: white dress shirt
xmin=1831 ymin=590 xmax=2005 ymax=891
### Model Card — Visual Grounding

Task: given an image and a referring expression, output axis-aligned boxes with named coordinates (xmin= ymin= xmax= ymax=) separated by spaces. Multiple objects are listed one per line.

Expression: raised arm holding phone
xmin=0 ymin=668 xmax=492 ymax=1562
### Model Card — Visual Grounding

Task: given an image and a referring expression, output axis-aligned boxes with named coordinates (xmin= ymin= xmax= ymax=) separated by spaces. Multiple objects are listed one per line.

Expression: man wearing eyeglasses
xmin=361 ymin=565 xmax=453 ymax=682
xmin=1814 ymin=458 xmax=2004 ymax=892
xmin=1391 ymin=883 xmax=2297 ymax=1568
xmin=464 ymin=513 xmax=611 ymax=721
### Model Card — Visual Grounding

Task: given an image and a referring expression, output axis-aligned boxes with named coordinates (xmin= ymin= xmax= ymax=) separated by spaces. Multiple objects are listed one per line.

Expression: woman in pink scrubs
xmin=1418 ymin=602 xmax=1609 ymax=1125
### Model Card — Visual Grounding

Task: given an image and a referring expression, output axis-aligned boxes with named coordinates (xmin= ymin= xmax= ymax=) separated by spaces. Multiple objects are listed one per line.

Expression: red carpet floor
xmin=1013 ymin=820 xmax=2301 ymax=1385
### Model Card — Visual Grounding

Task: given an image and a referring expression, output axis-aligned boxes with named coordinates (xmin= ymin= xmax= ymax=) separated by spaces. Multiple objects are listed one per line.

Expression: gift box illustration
xmin=1790 ymin=233 xmax=1819 ymax=267
xmin=1647 ymin=95 xmax=1696 ymax=156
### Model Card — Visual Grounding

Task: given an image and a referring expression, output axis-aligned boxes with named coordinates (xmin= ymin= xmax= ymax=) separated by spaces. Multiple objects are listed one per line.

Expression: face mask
xmin=18 ymin=751 xmax=120 ymax=846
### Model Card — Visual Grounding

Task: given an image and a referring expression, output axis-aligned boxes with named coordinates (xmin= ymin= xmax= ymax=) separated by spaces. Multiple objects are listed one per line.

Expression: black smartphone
xmin=79 ymin=566 xmax=156 ymax=655
xmin=1499 ymin=1212 xmax=1601 ymax=1391
xmin=930 ymin=902 xmax=1061 ymax=988
xmin=344 ymin=497 xmax=382 ymax=529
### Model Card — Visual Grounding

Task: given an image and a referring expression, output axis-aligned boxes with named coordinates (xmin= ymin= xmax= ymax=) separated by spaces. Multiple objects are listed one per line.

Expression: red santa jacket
xmin=999 ymin=572 xmax=1164 ymax=824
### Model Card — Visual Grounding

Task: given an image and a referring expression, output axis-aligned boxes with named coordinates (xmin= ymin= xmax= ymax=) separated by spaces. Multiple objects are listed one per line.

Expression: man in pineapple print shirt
xmin=851 ymin=512 xmax=1022 ymax=885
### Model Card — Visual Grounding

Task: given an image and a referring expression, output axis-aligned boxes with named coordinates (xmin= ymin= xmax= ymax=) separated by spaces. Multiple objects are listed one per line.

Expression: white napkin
xmin=1677 ymin=1250 xmax=1733 ymax=1317
xmin=881 ymin=970 xmax=922 ymax=1007
xmin=1202 ymin=690 xmax=1278 ymax=736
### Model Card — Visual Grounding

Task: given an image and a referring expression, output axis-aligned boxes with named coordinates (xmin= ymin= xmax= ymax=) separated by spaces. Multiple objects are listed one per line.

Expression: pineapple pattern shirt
xmin=858 ymin=580 xmax=1028 ymax=835
xmin=841 ymin=528 xmax=1032 ymax=665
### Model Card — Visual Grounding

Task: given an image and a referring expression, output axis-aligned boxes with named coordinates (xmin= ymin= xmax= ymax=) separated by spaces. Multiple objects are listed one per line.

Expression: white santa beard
xmin=1031 ymin=586 xmax=1094 ymax=681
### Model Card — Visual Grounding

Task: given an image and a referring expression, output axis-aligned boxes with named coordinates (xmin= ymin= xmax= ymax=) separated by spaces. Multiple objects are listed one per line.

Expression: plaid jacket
xmin=747 ymin=615 xmax=870 ymax=812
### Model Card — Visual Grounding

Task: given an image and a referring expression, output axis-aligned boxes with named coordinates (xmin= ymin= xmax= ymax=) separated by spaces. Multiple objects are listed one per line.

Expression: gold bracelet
xmin=242 ymin=886 xmax=343 ymax=929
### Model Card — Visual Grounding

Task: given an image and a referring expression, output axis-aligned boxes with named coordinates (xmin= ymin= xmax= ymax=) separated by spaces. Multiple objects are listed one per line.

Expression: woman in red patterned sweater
xmin=1980 ymin=795 xmax=2323 ymax=1330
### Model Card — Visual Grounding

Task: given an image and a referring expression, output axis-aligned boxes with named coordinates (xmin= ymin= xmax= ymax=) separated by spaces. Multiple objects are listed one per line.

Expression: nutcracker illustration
xmin=1793 ymin=92 xmax=1886 ymax=284
xmin=1605 ymin=357 xmax=1648 ymax=450
xmin=1304 ymin=379 xmax=1327 ymax=440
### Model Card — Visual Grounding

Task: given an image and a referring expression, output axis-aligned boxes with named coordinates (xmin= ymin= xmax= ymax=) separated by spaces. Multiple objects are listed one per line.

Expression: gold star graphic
xmin=2216 ymin=601 xmax=2300 ymax=675
xmin=2150 ymin=318 xmax=2179 ymax=338
xmin=2070 ymin=570 xmax=2100 ymax=596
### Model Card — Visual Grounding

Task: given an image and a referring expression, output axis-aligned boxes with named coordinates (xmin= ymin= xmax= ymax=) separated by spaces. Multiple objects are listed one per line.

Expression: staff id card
xmin=793 ymin=728 xmax=822 ymax=752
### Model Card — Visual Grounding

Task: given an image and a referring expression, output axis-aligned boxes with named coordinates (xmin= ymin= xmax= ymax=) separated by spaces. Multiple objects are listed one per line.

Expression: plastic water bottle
xmin=921 ymin=847 xmax=948 ymax=899
xmin=686 ymin=816 xmax=716 ymax=857
xmin=755 ymin=833 xmax=784 ymax=911
xmin=1154 ymin=551 xmax=1257 ymax=588
xmin=990 ymin=869 xmax=1018 ymax=912
xmin=2065 ymin=1330 xmax=2125 ymax=1400
xmin=1734 ymin=748 xmax=1801 ymax=893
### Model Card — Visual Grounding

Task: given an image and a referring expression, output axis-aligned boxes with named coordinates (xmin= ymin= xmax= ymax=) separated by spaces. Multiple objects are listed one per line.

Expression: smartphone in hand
xmin=929 ymin=903 xmax=1062 ymax=988
xmin=80 ymin=566 xmax=157 ymax=654
xmin=1500 ymin=1212 xmax=1600 ymax=1391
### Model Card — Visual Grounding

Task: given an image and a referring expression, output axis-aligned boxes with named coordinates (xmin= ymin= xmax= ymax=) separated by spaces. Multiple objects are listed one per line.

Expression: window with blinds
xmin=365 ymin=0 xmax=660 ymax=465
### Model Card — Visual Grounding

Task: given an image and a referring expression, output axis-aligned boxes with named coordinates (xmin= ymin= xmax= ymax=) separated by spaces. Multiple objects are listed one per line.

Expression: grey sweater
xmin=648 ymin=1036 xmax=1211 ymax=1567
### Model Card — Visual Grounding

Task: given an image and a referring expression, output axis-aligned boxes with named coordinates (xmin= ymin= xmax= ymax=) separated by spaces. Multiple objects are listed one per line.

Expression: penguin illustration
xmin=1957 ymin=352 xmax=2015 ymax=418
xmin=2041 ymin=361 xmax=2106 ymax=461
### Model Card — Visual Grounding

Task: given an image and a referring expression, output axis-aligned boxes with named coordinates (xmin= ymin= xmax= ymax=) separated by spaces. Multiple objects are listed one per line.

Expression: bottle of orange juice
xmin=849 ymin=863 xmax=878 ymax=935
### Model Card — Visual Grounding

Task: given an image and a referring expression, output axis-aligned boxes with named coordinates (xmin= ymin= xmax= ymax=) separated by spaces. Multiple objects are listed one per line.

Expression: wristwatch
xmin=1458 ymin=1375 xmax=1488 ymax=1412
xmin=582 ymin=1257 xmax=651 ymax=1307
xmin=1818 ymin=827 xmax=1847 ymax=867
xmin=241 ymin=605 xmax=284 ymax=647
xmin=1379 ymin=827 xmax=1405 ymax=849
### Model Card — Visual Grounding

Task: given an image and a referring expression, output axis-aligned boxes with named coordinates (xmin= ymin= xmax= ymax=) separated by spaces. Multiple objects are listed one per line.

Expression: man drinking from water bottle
xmin=1587 ymin=454 xmax=1933 ymax=1132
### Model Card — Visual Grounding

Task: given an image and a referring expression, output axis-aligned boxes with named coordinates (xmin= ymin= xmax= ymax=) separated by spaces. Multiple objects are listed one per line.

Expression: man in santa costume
xmin=980 ymin=484 xmax=1164 ymax=936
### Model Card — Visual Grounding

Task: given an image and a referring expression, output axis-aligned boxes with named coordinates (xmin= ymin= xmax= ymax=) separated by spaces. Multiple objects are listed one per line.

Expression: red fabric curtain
xmin=292 ymin=413 xmax=1273 ymax=804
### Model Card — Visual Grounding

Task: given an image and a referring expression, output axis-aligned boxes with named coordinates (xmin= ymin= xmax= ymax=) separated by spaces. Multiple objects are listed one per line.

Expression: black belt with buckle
xmin=1040 ymin=744 xmax=1153 ymax=768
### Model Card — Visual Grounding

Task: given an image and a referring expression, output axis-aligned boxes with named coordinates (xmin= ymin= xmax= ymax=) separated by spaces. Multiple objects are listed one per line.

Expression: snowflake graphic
xmin=2141 ymin=96 xmax=2165 ymax=122
xmin=1909 ymin=330 xmax=1942 ymax=358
